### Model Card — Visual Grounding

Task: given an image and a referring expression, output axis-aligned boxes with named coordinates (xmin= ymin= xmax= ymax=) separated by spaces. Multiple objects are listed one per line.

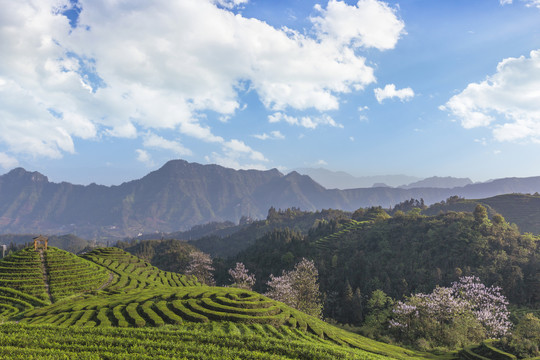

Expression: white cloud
xmin=0 ymin=0 xmax=404 ymax=162
xmin=474 ymin=138 xmax=488 ymax=146
xmin=268 ymin=112 xmax=343 ymax=129
xmin=213 ymin=0 xmax=249 ymax=9
xmin=0 ymin=153 xmax=18 ymax=169
xmin=223 ymin=139 xmax=267 ymax=162
xmin=135 ymin=149 xmax=154 ymax=167
xmin=374 ymin=84 xmax=415 ymax=103
xmin=524 ymin=0 xmax=540 ymax=8
xmin=500 ymin=0 xmax=540 ymax=8
xmin=205 ymin=152 xmax=268 ymax=171
xmin=317 ymin=159 xmax=328 ymax=166
xmin=206 ymin=139 xmax=268 ymax=170
xmin=270 ymin=130 xmax=285 ymax=139
xmin=312 ymin=0 xmax=406 ymax=51
xmin=143 ymin=133 xmax=192 ymax=156
xmin=442 ymin=49 xmax=540 ymax=142
xmin=253 ymin=131 xmax=285 ymax=140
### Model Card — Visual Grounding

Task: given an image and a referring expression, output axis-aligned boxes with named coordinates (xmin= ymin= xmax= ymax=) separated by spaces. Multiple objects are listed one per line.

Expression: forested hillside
xmin=119 ymin=206 xmax=539 ymax=324
xmin=218 ymin=208 xmax=539 ymax=322
xmin=424 ymin=193 xmax=540 ymax=234
xmin=188 ymin=207 xmax=351 ymax=258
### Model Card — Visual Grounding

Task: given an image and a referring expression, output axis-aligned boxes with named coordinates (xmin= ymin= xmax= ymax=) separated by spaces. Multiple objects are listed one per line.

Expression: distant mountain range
xmin=294 ymin=168 xmax=473 ymax=189
xmin=293 ymin=168 xmax=420 ymax=188
xmin=398 ymin=176 xmax=473 ymax=189
xmin=2 ymin=159 xmax=540 ymax=239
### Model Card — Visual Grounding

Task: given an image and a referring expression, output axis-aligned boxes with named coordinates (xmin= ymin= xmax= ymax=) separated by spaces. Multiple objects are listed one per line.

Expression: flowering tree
xmin=451 ymin=276 xmax=511 ymax=338
xmin=185 ymin=250 xmax=215 ymax=286
xmin=265 ymin=258 xmax=322 ymax=318
xmin=228 ymin=262 xmax=256 ymax=290
xmin=390 ymin=276 xmax=511 ymax=349
xmin=266 ymin=273 xmax=295 ymax=305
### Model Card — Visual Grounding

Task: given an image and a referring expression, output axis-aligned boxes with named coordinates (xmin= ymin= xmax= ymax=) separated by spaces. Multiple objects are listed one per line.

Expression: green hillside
xmin=186 ymin=208 xmax=351 ymax=258
xmin=0 ymin=246 xmax=450 ymax=359
xmin=424 ymin=193 xmax=540 ymax=234
xmin=81 ymin=247 xmax=200 ymax=292
xmin=0 ymin=247 xmax=50 ymax=301
xmin=224 ymin=211 xmax=539 ymax=325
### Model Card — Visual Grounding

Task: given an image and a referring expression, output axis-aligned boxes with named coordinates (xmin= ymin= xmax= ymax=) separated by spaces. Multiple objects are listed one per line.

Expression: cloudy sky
xmin=1 ymin=0 xmax=540 ymax=185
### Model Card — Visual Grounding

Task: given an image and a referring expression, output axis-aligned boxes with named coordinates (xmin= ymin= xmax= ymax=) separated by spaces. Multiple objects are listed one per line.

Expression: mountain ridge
xmin=2 ymin=159 xmax=540 ymax=239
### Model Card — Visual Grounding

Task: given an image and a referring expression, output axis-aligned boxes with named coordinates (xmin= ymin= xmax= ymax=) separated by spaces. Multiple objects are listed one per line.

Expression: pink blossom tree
xmin=390 ymin=276 xmax=511 ymax=349
xmin=185 ymin=250 xmax=215 ymax=286
xmin=228 ymin=262 xmax=256 ymax=290
xmin=265 ymin=258 xmax=322 ymax=317
xmin=451 ymin=276 xmax=512 ymax=338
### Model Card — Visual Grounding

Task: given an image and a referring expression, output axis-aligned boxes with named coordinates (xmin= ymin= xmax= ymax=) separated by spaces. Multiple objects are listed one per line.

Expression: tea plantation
xmin=0 ymin=246 xmax=460 ymax=359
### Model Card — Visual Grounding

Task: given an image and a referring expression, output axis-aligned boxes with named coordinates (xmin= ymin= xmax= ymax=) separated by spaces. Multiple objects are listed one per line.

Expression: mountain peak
xmin=4 ymin=167 xmax=48 ymax=183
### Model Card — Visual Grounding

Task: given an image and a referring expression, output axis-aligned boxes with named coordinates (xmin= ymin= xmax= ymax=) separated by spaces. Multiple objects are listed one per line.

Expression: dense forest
xmin=218 ymin=206 xmax=538 ymax=314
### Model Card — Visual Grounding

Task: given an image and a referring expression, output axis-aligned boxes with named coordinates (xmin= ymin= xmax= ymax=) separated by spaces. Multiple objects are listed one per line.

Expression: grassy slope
xmin=0 ymin=247 xmax=451 ymax=359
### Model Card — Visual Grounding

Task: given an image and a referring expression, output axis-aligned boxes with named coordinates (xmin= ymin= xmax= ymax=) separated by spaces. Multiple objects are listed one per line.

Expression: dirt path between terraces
xmin=97 ymin=273 xmax=115 ymax=291
xmin=39 ymin=249 xmax=54 ymax=303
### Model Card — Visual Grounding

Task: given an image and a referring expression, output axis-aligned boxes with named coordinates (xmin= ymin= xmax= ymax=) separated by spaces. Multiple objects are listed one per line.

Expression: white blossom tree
xmin=266 ymin=273 xmax=295 ymax=305
xmin=185 ymin=250 xmax=215 ymax=286
xmin=265 ymin=258 xmax=322 ymax=318
xmin=390 ymin=276 xmax=511 ymax=349
xmin=451 ymin=275 xmax=512 ymax=338
xmin=228 ymin=262 xmax=256 ymax=290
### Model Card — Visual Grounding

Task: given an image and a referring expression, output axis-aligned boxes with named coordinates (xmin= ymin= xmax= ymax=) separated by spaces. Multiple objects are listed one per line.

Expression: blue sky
xmin=1 ymin=0 xmax=540 ymax=185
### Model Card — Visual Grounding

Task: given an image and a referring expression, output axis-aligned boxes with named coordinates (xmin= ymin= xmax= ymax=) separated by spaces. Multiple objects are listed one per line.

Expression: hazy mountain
xmin=2 ymin=159 xmax=540 ymax=239
xmin=293 ymin=168 xmax=420 ymax=189
xmin=399 ymin=176 xmax=473 ymax=189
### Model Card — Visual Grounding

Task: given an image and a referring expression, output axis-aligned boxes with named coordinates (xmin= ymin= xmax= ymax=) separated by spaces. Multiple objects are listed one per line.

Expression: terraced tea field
xmin=81 ymin=247 xmax=199 ymax=293
xmin=45 ymin=247 xmax=110 ymax=301
xmin=0 ymin=322 xmax=400 ymax=360
xmin=0 ymin=248 xmax=49 ymax=301
xmin=314 ymin=219 xmax=367 ymax=251
xmin=459 ymin=340 xmax=518 ymax=360
xmin=0 ymin=246 xmax=453 ymax=359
